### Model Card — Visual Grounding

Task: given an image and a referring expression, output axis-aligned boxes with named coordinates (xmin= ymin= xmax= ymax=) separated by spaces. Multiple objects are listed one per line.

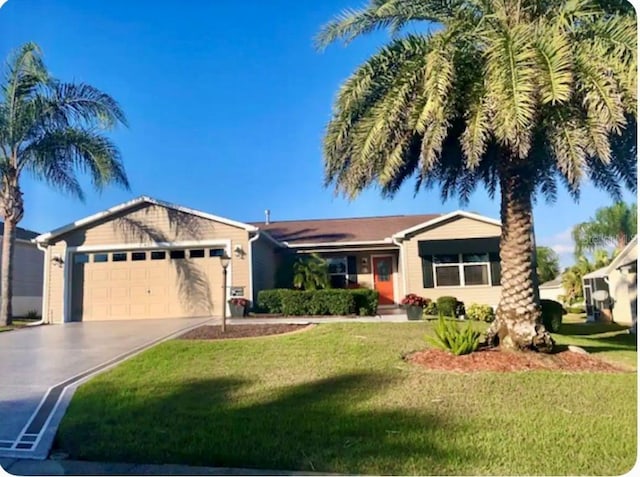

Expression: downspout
xmin=247 ymin=231 xmax=261 ymax=306
xmin=31 ymin=240 xmax=49 ymax=326
xmin=392 ymin=236 xmax=406 ymax=302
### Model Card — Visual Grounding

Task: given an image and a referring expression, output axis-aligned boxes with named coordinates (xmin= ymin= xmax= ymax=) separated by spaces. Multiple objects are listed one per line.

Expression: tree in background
xmin=536 ymin=246 xmax=560 ymax=284
xmin=317 ymin=0 xmax=636 ymax=351
xmin=0 ymin=43 xmax=129 ymax=326
xmin=572 ymin=202 xmax=637 ymax=258
xmin=293 ymin=253 xmax=330 ymax=290
xmin=561 ymin=250 xmax=611 ymax=304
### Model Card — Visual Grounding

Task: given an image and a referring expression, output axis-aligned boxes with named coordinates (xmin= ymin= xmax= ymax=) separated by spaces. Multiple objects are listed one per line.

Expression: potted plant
xmin=228 ymin=297 xmax=249 ymax=317
xmin=401 ymin=294 xmax=430 ymax=321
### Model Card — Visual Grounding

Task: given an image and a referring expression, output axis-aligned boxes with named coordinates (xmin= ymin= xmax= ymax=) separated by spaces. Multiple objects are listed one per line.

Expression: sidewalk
xmin=0 ymin=458 xmax=333 ymax=476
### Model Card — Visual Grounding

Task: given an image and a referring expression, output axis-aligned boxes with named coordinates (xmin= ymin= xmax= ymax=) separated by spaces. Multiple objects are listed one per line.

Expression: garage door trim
xmin=63 ymin=240 xmax=231 ymax=323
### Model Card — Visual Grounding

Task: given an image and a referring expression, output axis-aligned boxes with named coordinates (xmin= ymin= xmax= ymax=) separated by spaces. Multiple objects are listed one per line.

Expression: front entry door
xmin=372 ymin=256 xmax=394 ymax=305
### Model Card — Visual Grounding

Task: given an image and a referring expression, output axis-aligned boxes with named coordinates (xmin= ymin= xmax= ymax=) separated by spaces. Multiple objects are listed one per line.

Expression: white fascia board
xmin=35 ymin=195 xmax=257 ymax=243
xmin=392 ymin=210 xmax=501 ymax=239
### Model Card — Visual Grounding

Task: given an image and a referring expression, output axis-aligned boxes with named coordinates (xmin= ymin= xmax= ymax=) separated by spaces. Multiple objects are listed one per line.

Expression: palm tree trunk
xmin=0 ymin=174 xmax=24 ymax=327
xmin=485 ymin=163 xmax=554 ymax=352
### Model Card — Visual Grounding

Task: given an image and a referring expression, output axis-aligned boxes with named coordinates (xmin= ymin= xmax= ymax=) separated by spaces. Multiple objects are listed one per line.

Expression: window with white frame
xmin=433 ymin=253 xmax=491 ymax=287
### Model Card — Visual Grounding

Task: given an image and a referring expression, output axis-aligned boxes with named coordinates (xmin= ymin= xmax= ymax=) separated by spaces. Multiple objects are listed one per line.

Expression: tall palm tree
xmin=317 ymin=0 xmax=636 ymax=351
xmin=0 ymin=43 xmax=129 ymax=326
xmin=572 ymin=202 xmax=637 ymax=258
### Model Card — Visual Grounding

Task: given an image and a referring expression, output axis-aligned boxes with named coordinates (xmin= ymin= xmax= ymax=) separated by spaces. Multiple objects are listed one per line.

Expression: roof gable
xmin=35 ymin=196 xmax=257 ymax=243
xmin=392 ymin=210 xmax=501 ymax=239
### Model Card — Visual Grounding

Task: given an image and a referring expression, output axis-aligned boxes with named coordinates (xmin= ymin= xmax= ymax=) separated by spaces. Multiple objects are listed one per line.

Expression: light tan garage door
xmin=70 ymin=248 xmax=226 ymax=321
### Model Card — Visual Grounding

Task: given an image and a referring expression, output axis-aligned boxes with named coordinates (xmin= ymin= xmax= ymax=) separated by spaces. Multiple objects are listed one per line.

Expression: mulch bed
xmin=406 ymin=346 xmax=629 ymax=373
xmin=178 ymin=324 xmax=310 ymax=340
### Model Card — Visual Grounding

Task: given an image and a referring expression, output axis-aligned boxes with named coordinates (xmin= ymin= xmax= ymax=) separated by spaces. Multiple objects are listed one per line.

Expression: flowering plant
xmin=228 ymin=297 xmax=249 ymax=307
xmin=401 ymin=294 xmax=430 ymax=308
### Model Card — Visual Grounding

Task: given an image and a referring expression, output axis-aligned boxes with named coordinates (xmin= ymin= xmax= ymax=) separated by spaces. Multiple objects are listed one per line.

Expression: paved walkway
xmin=0 ymin=458 xmax=333 ymax=475
xmin=227 ymin=314 xmax=410 ymax=325
xmin=0 ymin=318 xmax=213 ymax=460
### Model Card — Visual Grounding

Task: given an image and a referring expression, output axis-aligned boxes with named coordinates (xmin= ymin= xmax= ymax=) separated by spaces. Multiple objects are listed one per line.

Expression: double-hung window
xmin=433 ymin=253 xmax=491 ymax=287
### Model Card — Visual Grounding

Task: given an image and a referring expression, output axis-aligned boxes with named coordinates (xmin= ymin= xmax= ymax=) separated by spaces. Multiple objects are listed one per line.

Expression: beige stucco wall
xmin=44 ymin=203 xmax=251 ymax=323
xmin=402 ymin=216 xmax=502 ymax=307
xmin=609 ymin=266 xmax=637 ymax=325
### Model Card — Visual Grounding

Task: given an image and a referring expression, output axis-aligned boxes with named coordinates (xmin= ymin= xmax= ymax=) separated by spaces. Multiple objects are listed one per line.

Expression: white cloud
xmin=0 ymin=1 xmax=8 ymax=9
xmin=538 ymin=228 xmax=574 ymax=267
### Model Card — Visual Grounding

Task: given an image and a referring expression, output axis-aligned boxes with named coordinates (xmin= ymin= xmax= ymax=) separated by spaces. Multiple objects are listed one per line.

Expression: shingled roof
xmin=251 ymin=214 xmax=440 ymax=245
xmin=0 ymin=222 xmax=40 ymax=241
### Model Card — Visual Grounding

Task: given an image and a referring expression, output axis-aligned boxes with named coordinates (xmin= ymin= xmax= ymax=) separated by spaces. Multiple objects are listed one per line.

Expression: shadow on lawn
xmin=557 ymin=321 xmax=629 ymax=336
xmin=56 ymin=372 xmax=478 ymax=474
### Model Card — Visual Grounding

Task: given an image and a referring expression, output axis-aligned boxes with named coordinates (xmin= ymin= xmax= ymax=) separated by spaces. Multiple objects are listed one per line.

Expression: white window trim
xmin=432 ymin=253 xmax=492 ymax=288
xmin=63 ymin=239 xmax=232 ymax=323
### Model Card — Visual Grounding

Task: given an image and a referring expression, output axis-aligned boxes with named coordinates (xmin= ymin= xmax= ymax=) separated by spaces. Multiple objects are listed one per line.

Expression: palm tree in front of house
xmin=317 ymin=0 xmax=636 ymax=351
xmin=0 ymin=43 xmax=129 ymax=326
xmin=572 ymin=202 xmax=637 ymax=258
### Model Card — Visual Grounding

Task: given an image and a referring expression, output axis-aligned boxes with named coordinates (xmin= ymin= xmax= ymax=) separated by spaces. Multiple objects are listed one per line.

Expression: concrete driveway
xmin=0 ymin=317 xmax=213 ymax=460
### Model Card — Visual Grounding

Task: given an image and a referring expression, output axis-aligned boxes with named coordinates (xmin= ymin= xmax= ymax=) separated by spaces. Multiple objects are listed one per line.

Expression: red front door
xmin=372 ymin=256 xmax=394 ymax=305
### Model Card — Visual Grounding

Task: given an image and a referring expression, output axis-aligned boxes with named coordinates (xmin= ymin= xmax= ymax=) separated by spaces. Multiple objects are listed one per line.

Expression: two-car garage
xmin=69 ymin=246 xmax=228 ymax=321
xmin=35 ymin=197 xmax=256 ymax=324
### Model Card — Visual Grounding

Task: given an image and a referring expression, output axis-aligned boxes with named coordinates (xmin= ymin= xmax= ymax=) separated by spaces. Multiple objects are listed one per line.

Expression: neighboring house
xmin=583 ymin=236 xmax=637 ymax=328
xmin=0 ymin=222 xmax=44 ymax=317
xmin=34 ymin=196 xmax=503 ymax=324
xmin=539 ymin=277 xmax=564 ymax=302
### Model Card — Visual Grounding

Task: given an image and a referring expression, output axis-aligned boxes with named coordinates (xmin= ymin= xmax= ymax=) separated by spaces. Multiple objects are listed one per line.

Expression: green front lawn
xmin=57 ymin=321 xmax=637 ymax=475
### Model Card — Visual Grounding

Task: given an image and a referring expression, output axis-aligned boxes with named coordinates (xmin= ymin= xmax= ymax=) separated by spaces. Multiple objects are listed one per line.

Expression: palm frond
xmin=315 ymin=0 xmax=455 ymax=49
xmin=21 ymin=127 xmax=129 ymax=198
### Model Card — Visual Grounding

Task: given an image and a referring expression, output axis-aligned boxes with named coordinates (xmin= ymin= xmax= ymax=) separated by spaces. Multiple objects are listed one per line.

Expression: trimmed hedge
xmin=257 ymin=289 xmax=380 ymax=316
xmin=566 ymin=306 xmax=586 ymax=314
xmin=350 ymin=289 xmax=380 ymax=316
xmin=256 ymin=289 xmax=289 ymax=314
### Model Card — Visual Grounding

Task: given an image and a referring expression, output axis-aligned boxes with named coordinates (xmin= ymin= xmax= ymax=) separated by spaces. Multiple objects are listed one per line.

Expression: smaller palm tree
xmin=0 ymin=43 xmax=129 ymax=325
xmin=572 ymin=203 xmax=637 ymax=258
xmin=293 ymin=254 xmax=330 ymax=290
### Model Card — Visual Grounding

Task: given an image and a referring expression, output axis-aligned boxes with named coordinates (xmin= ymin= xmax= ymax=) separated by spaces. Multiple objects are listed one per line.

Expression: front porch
xmin=292 ymin=247 xmax=402 ymax=305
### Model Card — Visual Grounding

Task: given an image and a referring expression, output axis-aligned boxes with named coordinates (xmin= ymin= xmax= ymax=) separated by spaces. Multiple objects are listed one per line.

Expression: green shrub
xmin=423 ymin=301 xmax=438 ymax=317
xmin=427 ymin=316 xmax=481 ymax=355
xmin=540 ymin=299 xmax=564 ymax=332
xmin=350 ymin=289 xmax=379 ymax=316
xmin=25 ymin=309 xmax=40 ymax=320
xmin=257 ymin=289 xmax=289 ymax=313
xmin=466 ymin=303 xmax=495 ymax=322
xmin=436 ymin=296 xmax=458 ymax=317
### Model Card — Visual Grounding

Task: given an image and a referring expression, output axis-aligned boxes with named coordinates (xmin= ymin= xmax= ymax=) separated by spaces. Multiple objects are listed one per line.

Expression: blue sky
xmin=0 ymin=0 xmax=635 ymax=267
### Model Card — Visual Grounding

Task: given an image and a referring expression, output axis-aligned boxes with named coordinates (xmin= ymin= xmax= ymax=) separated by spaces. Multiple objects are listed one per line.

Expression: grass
xmin=0 ymin=317 xmax=41 ymax=332
xmin=56 ymin=321 xmax=636 ymax=475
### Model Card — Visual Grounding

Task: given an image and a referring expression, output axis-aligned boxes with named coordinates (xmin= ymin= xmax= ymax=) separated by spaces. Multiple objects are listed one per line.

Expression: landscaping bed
xmin=178 ymin=324 xmax=310 ymax=340
xmin=407 ymin=346 xmax=629 ymax=373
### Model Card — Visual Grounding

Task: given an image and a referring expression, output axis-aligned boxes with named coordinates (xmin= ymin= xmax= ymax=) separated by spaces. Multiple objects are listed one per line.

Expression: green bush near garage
xmin=257 ymin=289 xmax=379 ymax=316
xmin=256 ymin=289 xmax=290 ymax=314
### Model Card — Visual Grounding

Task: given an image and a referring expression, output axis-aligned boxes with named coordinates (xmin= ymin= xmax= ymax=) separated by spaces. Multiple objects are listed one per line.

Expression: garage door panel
xmin=72 ymin=250 xmax=221 ymax=321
